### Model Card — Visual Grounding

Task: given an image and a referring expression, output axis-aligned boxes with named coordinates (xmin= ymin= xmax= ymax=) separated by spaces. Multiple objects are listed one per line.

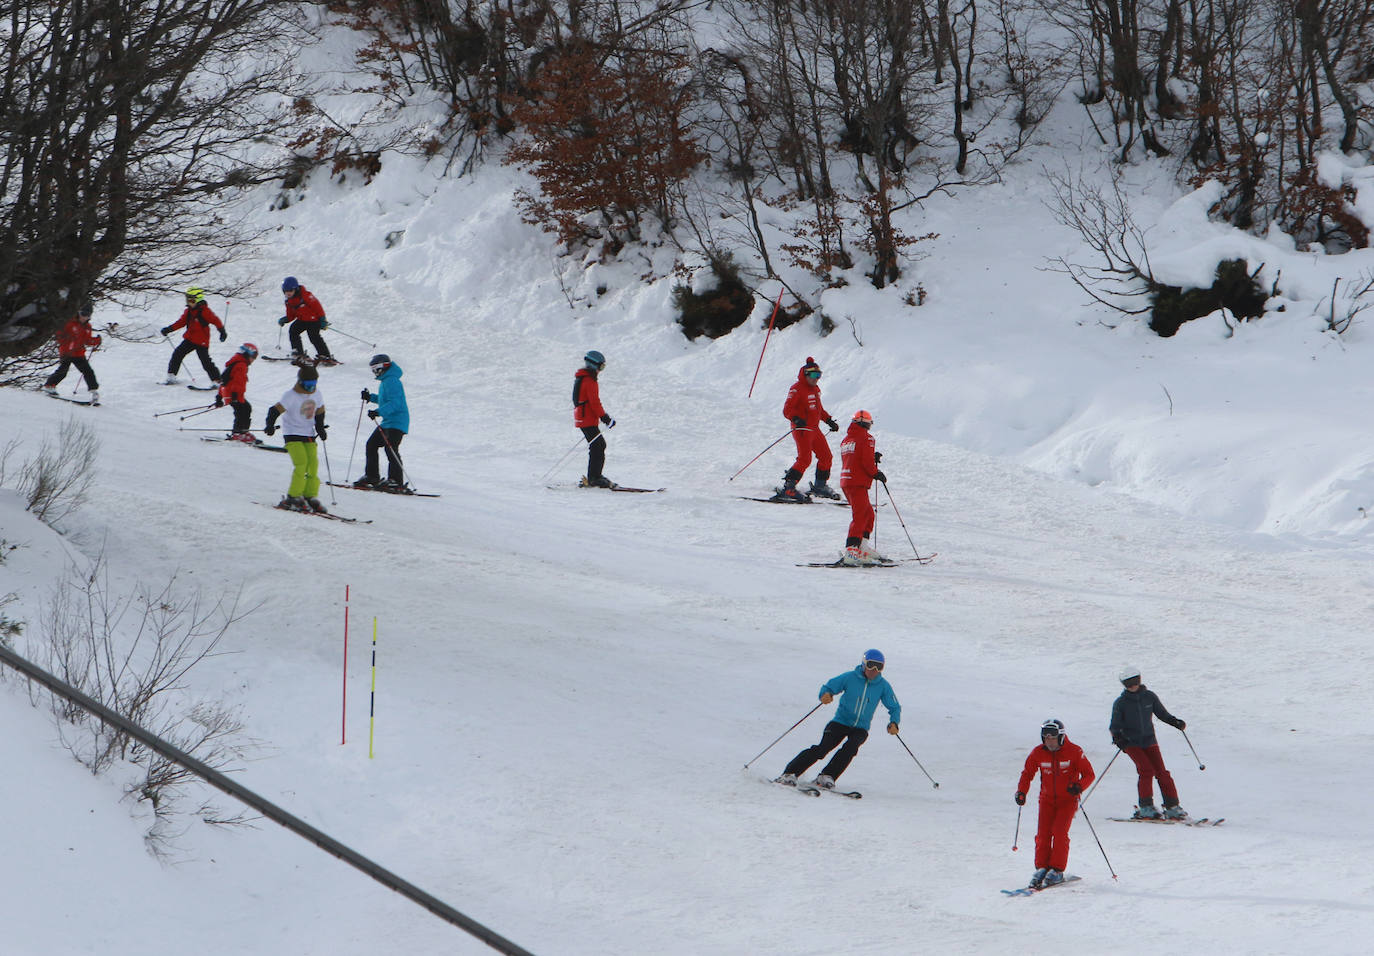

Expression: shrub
xmin=1150 ymin=259 xmax=1268 ymax=337
xmin=672 ymin=255 xmax=755 ymax=340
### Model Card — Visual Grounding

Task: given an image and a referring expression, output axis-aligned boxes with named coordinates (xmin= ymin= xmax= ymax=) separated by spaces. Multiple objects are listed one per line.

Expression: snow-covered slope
xmin=4 ymin=78 xmax=1374 ymax=956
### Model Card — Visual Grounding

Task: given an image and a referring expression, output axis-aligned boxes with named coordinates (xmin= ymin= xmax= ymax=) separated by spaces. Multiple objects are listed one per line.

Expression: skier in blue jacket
xmin=354 ymin=353 xmax=411 ymax=491
xmin=778 ymin=649 xmax=901 ymax=789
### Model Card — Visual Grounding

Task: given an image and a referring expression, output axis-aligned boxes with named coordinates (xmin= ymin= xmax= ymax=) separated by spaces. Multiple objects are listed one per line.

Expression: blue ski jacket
xmin=366 ymin=362 xmax=409 ymax=433
xmin=821 ymin=666 xmax=901 ymax=731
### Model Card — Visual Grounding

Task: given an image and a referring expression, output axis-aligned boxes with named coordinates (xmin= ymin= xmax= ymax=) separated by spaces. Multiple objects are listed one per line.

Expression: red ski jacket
xmin=219 ymin=353 xmax=252 ymax=403
xmin=1017 ymin=739 xmax=1095 ymax=803
xmin=782 ymin=368 xmax=830 ymax=429
xmin=572 ymin=368 xmax=606 ymax=427
xmin=285 ymin=288 xmax=326 ymax=325
xmin=839 ymin=422 xmax=879 ymax=490
xmin=56 ymin=317 xmax=101 ymax=358
xmin=166 ymin=303 xmax=224 ymax=346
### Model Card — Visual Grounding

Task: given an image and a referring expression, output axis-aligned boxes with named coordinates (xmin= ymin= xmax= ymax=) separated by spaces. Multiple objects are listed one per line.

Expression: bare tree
xmin=0 ymin=1 xmax=310 ymax=360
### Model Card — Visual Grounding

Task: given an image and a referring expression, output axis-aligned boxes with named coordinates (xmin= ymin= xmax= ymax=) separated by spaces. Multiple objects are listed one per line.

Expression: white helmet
xmin=1118 ymin=666 xmax=1142 ymax=685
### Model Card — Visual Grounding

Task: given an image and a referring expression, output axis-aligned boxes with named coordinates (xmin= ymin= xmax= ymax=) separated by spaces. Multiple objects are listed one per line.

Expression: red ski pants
xmin=1035 ymin=797 xmax=1079 ymax=871
xmin=844 ymin=486 xmax=875 ymax=540
xmin=1124 ymin=744 xmax=1179 ymax=805
xmin=789 ymin=427 xmax=832 ymax=474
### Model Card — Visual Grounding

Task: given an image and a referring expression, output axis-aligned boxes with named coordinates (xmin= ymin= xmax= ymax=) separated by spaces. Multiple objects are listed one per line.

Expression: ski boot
xmin=580 ymin=475 xmax=616 ymax=489
xmin=276 ymin=495 xmax=308 ymax=512
xmin=1042 ymin=869 xmax=1065 ymax=886
xmin=1162 ymin=803 xmax=1188 ymax=820
xmin=305 ymin=497 xmax=328 ymax=514
xmin=775 ymin=773 xmax=798 ymax=787
xmin=1133 ymin=799 xmax=1162 ymax=820
xmin=772 ymin=468 xmax=809 ymax=502
xmin=1029 ymin=868 xmax=1048 ymax=888
xmin=807 ymin=469 xmax=840 ymax=499
xmin=41 ymin=384 xmax=57 ymax=394
xmin=88 ymin=391 xmax=100 ymax=406
xmin=814 ymin=774 xmax=836 ymax=790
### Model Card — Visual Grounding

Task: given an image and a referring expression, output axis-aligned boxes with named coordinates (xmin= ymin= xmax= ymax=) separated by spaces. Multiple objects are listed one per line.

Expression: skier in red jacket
xmin=1015 ymin=719 xmax=1096 ymax=889
xmin=777 ymin=357 xmax=839 ymax=501
xmin=160 ymin=287 xmax=224 ymax=384
xmin=573 ymin=350 xmax=615 ymax=487
xmin=42 ymin=301 xmax=102 ymax=404
xmin=216 ymin=343 xmax=259 ymax=442
xmin=839 ymin=410 xmax=887 ymax=565
xmin=276 ymin=276 xmax=335 ymax=365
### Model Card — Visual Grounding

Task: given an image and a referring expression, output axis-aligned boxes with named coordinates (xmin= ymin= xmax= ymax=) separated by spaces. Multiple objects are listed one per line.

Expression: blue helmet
xmin=584 ymin=349 xmax=606 ymax=370
xmin=863 ymin=648 xmax=884 ymax=664
xmin=282 ymin=276 xmax=300 ymax=293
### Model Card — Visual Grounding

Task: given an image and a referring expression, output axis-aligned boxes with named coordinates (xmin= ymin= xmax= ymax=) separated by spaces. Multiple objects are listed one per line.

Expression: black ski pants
xmin=581 ymin=425 xmax=606 ymax=481
xmin=45 ymin=357 xmax=98 ymax=392
xmin=363 ymin=427 xmax=406 ymax=483
xmin=784 ymin=720 xmax=869 ymax=781
xmin=230 ymin=400 xmax=253 ymax=434
xmin=288 ymin=321 xmax=332 ymax=359
xmin=169 ymin=340 xmax=221 ymax=380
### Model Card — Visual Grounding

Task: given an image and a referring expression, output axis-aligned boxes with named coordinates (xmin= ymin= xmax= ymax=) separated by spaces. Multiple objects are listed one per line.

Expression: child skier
xmin=839 ymin=409 xmax=888 ymax=565
xmin=42 ymin=301 xmax=102 ymax=404
xmin=354 ymin=353 xmax=410 ymax=490
xmin=572 ymin=349 xmax=616 ymax=488
xmin=276 ymin=276 xmax=335 ymax=366
xmin=776 ymin=357 xmax=839 ymax=501
xmin=777 ymin=650 xmax=900 ymax=789
xmin=1015 ymin=718 xmax=1095 ymax=889
xmin=161 ymin=287 xmax=225 ymax=384
xmin=216 ymin=342 xmax=259 ymax=442
xmin=263 ymin=364 xmax=328 ymax=512
xmin=1110 ymin=667 xmax=1189 ymax=820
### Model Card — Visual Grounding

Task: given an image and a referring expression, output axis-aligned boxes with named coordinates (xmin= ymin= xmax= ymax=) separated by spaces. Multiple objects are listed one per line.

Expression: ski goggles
xmin=864 ymin=660 xmax=884 ymax=672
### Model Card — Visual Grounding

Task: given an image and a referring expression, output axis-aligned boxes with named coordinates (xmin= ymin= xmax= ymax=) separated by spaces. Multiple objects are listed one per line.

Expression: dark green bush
xmin=1150 ymin=259 xmax=1268 ymax=337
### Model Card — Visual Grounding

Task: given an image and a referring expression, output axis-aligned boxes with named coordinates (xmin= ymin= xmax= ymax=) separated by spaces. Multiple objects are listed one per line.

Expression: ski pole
xmin=321 ymin=433 xmax=336 ymax=504
xmin=177 ymin=426 xmax=236 ymax=432
xmin=180 ymin=403 xmax=223 ymax=421
xmin=1181 ymin=728 xmax=1206 ymax=770
xmin=347 ymin=399 xmax=366 ymax=481
xmin=374 ymin=422 xmax=415 ymax=490
xmin=1077 ymin=805 xmax=1118 ymax=880
xmin=1080 ymin=747 xmax=1121 ymax=805
xmin=893 ymin=732 xmax=940 ymax=788
xmin=728 ymin=429 xmax=793 ymax=482
xmin=542 ymin=432 xmax=604 ymax=482
xmin=327 ymin=325 xmax=377 ymax=348
xmin=156 ymin=403 xmax=215 ymax=417
xmin=1012 ymin=804 xmax=1022 ymax=851
xmin=742 ymin=701 xmax=824 ymax=769
xmin=881 ymin=480 xmax=926 ymax=559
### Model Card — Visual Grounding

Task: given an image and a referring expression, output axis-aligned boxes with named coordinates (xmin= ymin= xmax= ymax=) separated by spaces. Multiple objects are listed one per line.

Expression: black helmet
xmin=369 ymin=353 xmax=392 ymax=376
xmin=1040 ymin=718 xmax=1065 ymax=745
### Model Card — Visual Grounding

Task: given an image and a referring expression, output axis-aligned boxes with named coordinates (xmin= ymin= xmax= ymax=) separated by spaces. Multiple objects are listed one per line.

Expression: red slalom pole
xmin=747 ymin=286 xmax=785 ymax=398
xmin=341 ymin=585 xmax=349 ymax=745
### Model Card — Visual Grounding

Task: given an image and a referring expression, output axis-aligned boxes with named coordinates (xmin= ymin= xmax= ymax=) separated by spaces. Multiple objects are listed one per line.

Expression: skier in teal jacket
xmin=355 ymin=354 xmax=410 ymax=490
xmin=778 ymin=649 xmax=901 ymax=788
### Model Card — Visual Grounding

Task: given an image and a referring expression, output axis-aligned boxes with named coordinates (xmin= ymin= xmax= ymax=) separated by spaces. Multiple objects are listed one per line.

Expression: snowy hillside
xmin=5 ymin=41 xmax=1374 ymax=956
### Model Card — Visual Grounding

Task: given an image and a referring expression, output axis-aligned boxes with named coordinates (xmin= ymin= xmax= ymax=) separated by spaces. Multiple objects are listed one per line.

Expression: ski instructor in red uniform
xmin=778 ymin=356 xmax=839 ymax=500
xmin=573 ymin=349 xmax=615 ymax=488
xmin=1015 ymin=718 xmax=1095 ymax=890
xmin=839 ymin=409 xmax=887 ymax=565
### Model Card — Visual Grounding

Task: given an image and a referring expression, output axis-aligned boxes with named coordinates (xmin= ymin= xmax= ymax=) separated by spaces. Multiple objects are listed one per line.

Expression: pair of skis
xmin=326 ymin=481 xmax=440 ymax=498
xmin=773 ymin=777 xmax=862 ymax=799
xmin=44 ymin=392 xmax=99 ymax=406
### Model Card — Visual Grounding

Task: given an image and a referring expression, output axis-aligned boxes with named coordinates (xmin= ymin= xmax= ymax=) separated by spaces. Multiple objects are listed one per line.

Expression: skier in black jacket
xmin=1110 ymin=666 xmax=1188 ymax=820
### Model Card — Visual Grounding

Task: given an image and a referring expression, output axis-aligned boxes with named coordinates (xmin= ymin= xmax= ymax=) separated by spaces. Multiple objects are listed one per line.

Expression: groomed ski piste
xmin=5 ymin=36 xmax=1374 ymax=956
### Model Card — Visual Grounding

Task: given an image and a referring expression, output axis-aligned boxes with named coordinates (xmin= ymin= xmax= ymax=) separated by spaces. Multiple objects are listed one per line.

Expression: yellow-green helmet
xmin=186 ymin=287 xmax=206 ymax=304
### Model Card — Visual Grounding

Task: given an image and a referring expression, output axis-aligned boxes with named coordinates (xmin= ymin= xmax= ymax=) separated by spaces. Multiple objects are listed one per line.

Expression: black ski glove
xmin=791 ymin=417 xmax=806 ymax=429
xmin=367 ymin=409 xmax=378 ymax=419
xmin=1014 ymin=791 xmax=1026 ymax=806
xmin=1112 ymin=731 xmax=1127 ymax=749
xmin=160 ymin=326 xmax=173 ymax=336
xmin=214 ymin=394 xmax=224 ymax=408
xmin=601 ymin=415 xmax=615 ymax=428
xmin=825 ymin=417 xmax=839 ymax=432
xmin=218 ymin=328 xmax=227 ymax=342
xmin=874 ymin=451 xmax=882 ymax=463
xmin=1067 ymin=783 xmax=1081 ymax=795
xmin=873 ymin=470 xmax=887 ymax=484
xmin=263 ymin=423 xmax=276 ymax=436
xmin=360 ymin=388 xmax=371 ymax=402
xmin=317 ymin=424 xmax=328 ymax=441
xmin=264 ymin=407 xmax=280 ymax=435
xmin=1173 ymin=718 xmax=1186 ymax=731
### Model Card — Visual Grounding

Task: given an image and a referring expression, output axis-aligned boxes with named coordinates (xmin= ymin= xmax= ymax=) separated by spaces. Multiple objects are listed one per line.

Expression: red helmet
xmin=852 ymin=410 xmax=873 ymax=427
xmin=239 ymin=342 xmax=259 ymax=360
